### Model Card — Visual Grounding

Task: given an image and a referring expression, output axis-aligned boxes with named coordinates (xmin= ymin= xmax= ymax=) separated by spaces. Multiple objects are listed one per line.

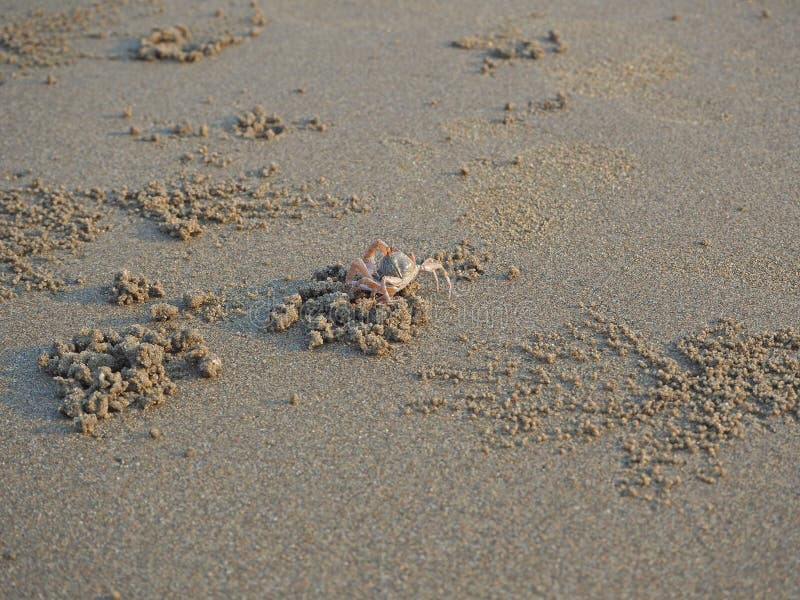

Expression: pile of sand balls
xmin=234 ymin=105 xmax=287 ymax=140
xmin=266 ymin=264 xmax=431 ymax=356
xmin=38 ymin=323 xmax=222 ymax=434
xmin=111 ymin=270 xmax=166 ymax=305
xmin=265 ymin=242 xmax=490 ymax=355
xmin=135 ymin=25 xmax=245 ymax=63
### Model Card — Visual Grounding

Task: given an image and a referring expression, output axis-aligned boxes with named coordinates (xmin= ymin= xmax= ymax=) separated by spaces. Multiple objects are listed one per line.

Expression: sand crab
xmin=346 ymin=240 xmax=452 ymax=303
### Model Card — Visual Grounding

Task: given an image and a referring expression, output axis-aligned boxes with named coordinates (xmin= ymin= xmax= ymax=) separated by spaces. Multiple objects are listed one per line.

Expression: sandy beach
xmin=1 ymin=0 xmax=799 ymax=597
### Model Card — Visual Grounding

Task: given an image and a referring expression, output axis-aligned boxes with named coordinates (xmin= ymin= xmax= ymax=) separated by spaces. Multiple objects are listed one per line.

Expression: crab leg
xmin=346 ymin=258 xmax=374 ymax=285
xmin=378 ymin=274 xmax=414 ymax=304
xmin=363 ymin=240 xmax=392 ymax=263
xmin=350 ymin=276 xmax=399 ymax=303
xmin=350 ymin=276 xmax=382 ymax=298
xmin=420 ymin=259 xmax=452 ymax=299
xmin=379 ymin=278 xmax=394 ymax=303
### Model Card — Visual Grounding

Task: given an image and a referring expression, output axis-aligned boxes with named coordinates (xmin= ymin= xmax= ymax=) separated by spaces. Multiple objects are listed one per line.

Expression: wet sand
xmin=1 ymin=0 xmax=799 ymax=597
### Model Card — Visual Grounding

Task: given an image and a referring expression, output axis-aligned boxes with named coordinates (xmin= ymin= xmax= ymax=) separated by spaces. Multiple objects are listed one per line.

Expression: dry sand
xmin=1 ymin=0 xmax=799 ymax=598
